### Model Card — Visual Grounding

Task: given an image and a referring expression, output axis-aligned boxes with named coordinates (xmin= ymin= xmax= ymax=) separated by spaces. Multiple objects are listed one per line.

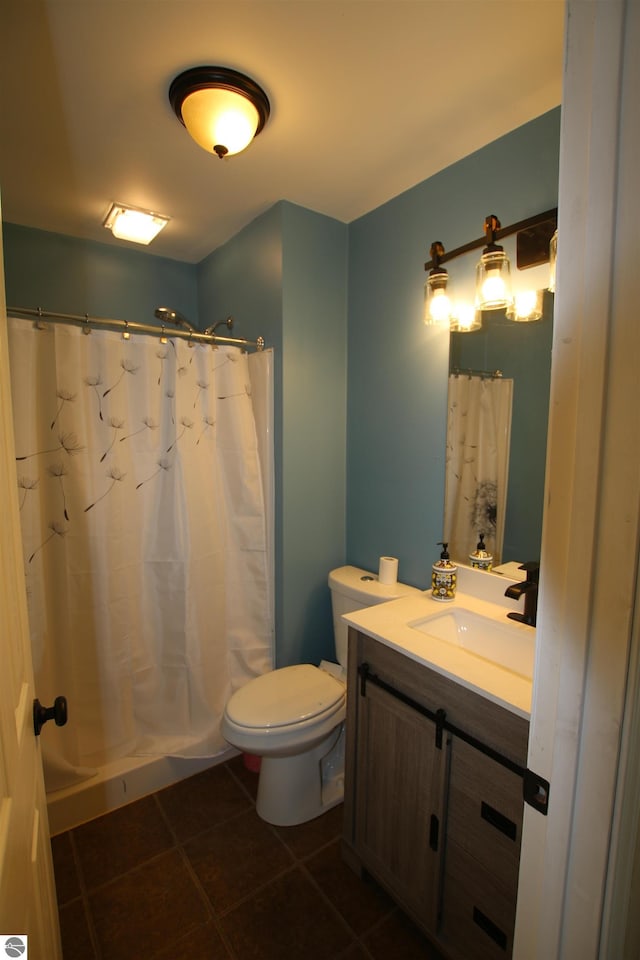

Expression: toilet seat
xmin=225 ymin=664 xmax=345 ymax=729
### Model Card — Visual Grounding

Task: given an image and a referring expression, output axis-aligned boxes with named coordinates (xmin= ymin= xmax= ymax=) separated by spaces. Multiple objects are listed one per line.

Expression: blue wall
xmin=3 ymin=223 xmax=198 ymax=325
xmin=2 ymin=107 xmax=560 ymax=665
xmin=347 ymin=108 xmax=560 ymax=588
xmin=280 ymin=203 xmax=348 ymax=666
xmin=199 ymin=201 xmax=349 ymax=666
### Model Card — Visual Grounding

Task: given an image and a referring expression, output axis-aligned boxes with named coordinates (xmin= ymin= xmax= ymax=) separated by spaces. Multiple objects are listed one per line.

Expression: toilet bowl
xmin=222 ymin=565 xmax=420 ymax=826
xmin=222 ymin=663 xmax=346 ymax=758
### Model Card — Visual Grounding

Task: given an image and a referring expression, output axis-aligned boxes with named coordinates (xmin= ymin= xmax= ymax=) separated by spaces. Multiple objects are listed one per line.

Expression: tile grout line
xmin=54 ymin=759 xmax=421 ymax=960
xmin=66 ymin=829 xmax=104 ymax=960
xmin=296 ymin=853 xmax=384 ymax=957
xmin=224 ymin=754 xmax=261 ymax=804
xmin=221 ymin=760 xmax=370 ymax=955
xmin=152 ymin=790 xmax=239 ymax=960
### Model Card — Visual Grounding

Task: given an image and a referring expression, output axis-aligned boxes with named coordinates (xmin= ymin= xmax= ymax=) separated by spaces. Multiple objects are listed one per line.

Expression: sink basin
xmin=409 ymin=607 xmax=535 ymax=679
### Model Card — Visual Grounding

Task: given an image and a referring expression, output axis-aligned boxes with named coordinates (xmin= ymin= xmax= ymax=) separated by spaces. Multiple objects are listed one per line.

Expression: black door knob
xmin=33 ymin=696 xmax=68 ymax=736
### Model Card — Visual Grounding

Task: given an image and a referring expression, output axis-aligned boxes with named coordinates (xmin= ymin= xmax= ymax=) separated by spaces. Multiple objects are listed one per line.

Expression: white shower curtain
xmin=8 ymin=318 xmax=273 ymax=791
xmin=443 ymin=374 xmax=513 ymax=565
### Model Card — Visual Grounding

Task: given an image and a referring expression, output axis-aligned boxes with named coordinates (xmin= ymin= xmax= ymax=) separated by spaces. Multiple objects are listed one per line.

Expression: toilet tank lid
xmin=328 ymin=565 xmax=421 ymax=604
xmin=225 ymin=664 xmax=345 ymax=728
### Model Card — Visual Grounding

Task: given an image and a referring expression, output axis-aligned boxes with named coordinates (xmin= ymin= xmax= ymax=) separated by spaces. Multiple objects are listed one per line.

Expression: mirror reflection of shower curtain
xmin=443 ymin=374 xmax=513 ymax=564
xmin=8 ymin=319 xmax=274 ymax=791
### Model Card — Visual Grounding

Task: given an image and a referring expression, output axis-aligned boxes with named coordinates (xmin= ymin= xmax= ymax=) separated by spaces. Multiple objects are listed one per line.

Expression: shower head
xmin=154 ymin=306 xmax=195 ymax=332
xmin=204 ymin=316 xmax=234 ymax=336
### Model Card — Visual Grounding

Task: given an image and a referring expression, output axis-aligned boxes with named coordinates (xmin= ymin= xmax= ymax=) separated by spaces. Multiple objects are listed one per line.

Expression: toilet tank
xmin=328 ymin=565 xmax=422 ymax=668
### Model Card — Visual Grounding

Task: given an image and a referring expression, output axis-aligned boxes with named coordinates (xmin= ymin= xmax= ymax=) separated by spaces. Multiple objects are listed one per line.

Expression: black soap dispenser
xmin=432 ymin=542 xmax=457 ymax=602
xmin=469 ymin=533 xmax=493 ymax=572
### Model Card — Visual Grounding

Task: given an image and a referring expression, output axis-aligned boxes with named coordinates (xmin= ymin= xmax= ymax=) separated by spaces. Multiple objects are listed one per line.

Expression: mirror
xmin=445 ymin=290 xmax=553 ymax=567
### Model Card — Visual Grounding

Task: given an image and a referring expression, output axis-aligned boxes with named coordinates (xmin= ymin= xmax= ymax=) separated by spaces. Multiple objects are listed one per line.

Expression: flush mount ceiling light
xmin=103 ymin=203 xmax=169 ymax=245
xmin=169 ymin=66 xmax=270 ymax=159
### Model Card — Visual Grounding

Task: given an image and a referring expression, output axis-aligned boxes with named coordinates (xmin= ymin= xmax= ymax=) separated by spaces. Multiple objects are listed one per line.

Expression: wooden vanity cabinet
xmin=440 ymin=737 xmax=525 ymax=959
xmin=348 ymin=661 xmax=449 ymax=929
xmin=343 ymin=628 xmax=530 ymax=959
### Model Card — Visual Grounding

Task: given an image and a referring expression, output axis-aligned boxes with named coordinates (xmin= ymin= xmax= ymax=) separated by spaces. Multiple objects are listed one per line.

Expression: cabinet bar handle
xmin=481 ymin=801 xmax=517 ymax=841
xmin=357 ymin=663 xmax=525 ymax=778
xmin=359 ymin=662 xmax=370 ymax=697
xmin=435 ymin=708 xmax=446 ymax=749
xmin=429 ymin=814 xmax=439 ymax=851
xmin=357 ymin=659 xmax=551 ymax=815
xmin=473 ymin=907 xmax=507 ymax=950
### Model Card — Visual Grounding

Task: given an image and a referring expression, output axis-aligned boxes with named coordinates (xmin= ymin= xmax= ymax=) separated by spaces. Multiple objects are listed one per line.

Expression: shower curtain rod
xmin=7 ymin=306 xmax=266 ymax=351
xmin=450 ymin=366 xmax=504 ymax=379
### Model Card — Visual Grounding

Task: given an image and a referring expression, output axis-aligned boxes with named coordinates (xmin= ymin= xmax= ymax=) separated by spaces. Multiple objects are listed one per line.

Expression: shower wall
xmin=198 ymin=201 xmax=348 ymax=669
xmin=3 ymin=222 xmax=198 ymax=325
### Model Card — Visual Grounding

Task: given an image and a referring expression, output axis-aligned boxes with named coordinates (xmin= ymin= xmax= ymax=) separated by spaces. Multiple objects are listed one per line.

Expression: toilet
xmin=222 ymin=564 xmax=420 ymax=826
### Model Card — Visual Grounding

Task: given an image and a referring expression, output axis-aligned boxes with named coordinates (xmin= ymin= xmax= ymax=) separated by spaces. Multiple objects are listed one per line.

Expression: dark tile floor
xmin=50 ymin=755 xmax=447 ymax=960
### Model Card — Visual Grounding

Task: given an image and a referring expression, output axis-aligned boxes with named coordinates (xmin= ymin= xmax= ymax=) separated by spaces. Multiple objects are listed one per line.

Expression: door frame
xmin=514 ymin=1 xmax=640 ymax=956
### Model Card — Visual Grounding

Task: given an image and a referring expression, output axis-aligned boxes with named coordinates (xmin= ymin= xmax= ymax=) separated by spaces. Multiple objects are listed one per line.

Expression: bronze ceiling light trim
xmin=169 ymin=66 xmax=271 ymax=159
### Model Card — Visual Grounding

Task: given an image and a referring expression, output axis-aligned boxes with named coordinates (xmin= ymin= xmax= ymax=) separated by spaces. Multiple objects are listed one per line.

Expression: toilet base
xmin=255 ymin=723 xmax=345 ymax=826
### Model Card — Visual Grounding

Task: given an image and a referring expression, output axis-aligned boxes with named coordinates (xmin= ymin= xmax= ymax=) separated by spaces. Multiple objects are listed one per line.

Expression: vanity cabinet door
xmin=439 ymin=736 xmax=524 ymax=960
xmin=353 ymin=676 xmax=449 ymax=932
xmin=343 ymin=627 xmax=529 ymax=956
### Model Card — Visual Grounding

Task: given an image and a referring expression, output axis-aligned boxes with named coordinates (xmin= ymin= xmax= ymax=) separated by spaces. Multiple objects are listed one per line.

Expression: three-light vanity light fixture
xmin=424 ymin=210 xmax=558 ymax=331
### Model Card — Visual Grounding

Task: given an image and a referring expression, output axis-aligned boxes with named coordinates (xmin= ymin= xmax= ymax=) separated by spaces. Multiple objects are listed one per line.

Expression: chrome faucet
xmin=505 ymin=562 xmax=539 ymax=627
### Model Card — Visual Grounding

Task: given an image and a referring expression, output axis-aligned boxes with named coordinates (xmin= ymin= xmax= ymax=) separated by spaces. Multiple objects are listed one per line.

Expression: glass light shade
xmin=548 ymin=228 xmax=558 ymax=292
xmin=450 ymin=301 xmax=482 ymax=333
xmin=180 ymin=88 xmax=260 ymax=156
xmin=424 ymin=273 xmax=452 ymax=325
xmin=476 ymin=250 xmax=512 ymax=309
xmin=507 ymin=289 xmax=544 ymax=322
xmin=103 ymin=204 xmax=169 ymax=245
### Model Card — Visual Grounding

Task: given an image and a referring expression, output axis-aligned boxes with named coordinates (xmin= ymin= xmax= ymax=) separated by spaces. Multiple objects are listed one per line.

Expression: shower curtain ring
xmin=82 ymin=313 xmax=92 ymax=335
xmin=122 ymin=320 xmax=131 ymax=341
xmin=160 ymin=323 xmax=167 ymax=345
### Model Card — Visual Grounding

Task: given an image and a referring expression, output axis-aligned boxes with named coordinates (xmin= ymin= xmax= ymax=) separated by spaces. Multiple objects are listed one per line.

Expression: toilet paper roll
xmin=378 ymin=556 xmax=399 ymax=585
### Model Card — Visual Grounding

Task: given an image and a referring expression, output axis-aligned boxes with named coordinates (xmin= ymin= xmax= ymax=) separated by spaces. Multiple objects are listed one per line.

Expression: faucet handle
xmin=519 ymin=561 xmax=540 ymax=583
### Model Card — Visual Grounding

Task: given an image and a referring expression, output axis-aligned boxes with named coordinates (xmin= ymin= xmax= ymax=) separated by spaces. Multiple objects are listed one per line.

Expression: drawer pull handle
xmin=429 ymin=814 xmax=439 ymax=851
xmin=473 ymin=906 xmax=507 ymax=950
xmin=481 ymin=801 xmax=517 ymax=841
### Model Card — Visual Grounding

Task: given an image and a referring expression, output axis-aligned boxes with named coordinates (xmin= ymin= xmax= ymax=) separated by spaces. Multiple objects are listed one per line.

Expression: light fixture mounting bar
xmin=424 ymin=208 xmax=558 ymax=271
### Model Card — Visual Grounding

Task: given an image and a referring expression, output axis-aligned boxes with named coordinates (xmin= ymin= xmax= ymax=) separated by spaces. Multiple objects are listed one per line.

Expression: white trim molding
xmin=514 ymin=1 xmax=640 ymax=956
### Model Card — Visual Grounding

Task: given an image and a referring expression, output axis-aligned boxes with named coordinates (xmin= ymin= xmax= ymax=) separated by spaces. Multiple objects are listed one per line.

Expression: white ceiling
xmin=0 ymin=0 xmax=565 ymax=264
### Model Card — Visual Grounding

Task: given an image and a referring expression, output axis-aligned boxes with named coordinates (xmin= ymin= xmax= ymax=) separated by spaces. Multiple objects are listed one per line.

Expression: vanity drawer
xmin=447 ymin=736 xmax=523 ymax=890
xmin=440 ymin=839 xmax=517 ymax=960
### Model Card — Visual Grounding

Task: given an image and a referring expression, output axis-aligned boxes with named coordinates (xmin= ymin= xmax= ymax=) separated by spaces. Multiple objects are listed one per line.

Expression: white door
xmin=0 ymin=212 xmax=62 ymax=957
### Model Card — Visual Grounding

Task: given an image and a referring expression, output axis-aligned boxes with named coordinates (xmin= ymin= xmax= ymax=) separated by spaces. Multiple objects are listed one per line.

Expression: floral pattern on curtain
xmin=443 ymin=374 xmax=513 ymax=565
xmin=8 ymin=318 xmax=273 ymax=791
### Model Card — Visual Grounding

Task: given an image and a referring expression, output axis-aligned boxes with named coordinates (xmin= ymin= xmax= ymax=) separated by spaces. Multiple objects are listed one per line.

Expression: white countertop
xmin=343 ymin=569 xmax=534 ymax=719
